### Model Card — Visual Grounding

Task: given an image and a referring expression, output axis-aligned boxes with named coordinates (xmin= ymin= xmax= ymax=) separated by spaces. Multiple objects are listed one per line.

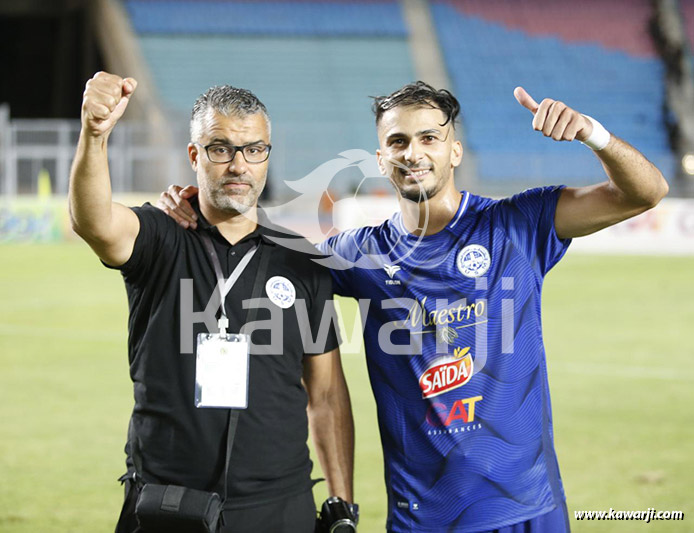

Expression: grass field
xmin=1 ymin=242 xmax=693 ymax=532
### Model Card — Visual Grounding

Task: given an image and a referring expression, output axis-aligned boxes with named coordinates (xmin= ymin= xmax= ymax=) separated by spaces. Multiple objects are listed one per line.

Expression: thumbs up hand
xmin=513 ymin=86 xmax=592 ymax=143
xmin=81 ymin=72 xmax=138 ymax=138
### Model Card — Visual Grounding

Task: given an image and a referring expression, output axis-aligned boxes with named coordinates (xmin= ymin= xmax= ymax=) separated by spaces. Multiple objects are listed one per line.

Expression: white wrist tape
xmin=580 ymin=114 xmax=610 ymax=151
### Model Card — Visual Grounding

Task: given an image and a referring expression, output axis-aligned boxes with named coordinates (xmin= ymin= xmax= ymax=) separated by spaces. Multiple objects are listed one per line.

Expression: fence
xmin=0 ymin=104 xmax=686 ymax=200
xmin=0 ymin=105 xmax=190 ymax=196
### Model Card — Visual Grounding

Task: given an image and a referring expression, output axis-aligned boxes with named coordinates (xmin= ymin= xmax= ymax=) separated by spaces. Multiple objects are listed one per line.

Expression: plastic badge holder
xmin=195 ymin=332 xmax=250 ymax=409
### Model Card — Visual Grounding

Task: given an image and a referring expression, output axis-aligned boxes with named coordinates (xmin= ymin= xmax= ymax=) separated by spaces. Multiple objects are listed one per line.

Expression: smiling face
xmin=188 ymin=110 xmax=270 ymax=216
xmin=376 ymin=104 xmax=463 ymax=202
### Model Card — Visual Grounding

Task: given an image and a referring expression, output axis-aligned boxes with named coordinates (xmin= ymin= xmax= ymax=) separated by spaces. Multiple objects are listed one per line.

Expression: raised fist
xmin=81 ymin=72 xmax=137 ymax=138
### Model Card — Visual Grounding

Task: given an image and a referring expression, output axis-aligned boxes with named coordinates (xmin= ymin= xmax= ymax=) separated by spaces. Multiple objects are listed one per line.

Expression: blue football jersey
xmin=319 ymin=186 xmax=571 ymax=532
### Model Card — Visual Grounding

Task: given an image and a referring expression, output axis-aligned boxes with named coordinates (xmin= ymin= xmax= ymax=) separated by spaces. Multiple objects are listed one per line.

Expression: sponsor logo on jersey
xmin=456 ymin=244 xmax=491 ymax=278
xmin=419 ymin=346 xmax=473 ymax=398
xmin=437 ymin=326 xmax=458 ymax=345
xmin=401 ymin=296 xmax=486 ymax=330
xmin=383 ymin=264 xmax=401 ymax=285
xmin=426 ymin=395 xmax=483 ymax=427
xmin=265 ymin=276 xmax=296 ymax=309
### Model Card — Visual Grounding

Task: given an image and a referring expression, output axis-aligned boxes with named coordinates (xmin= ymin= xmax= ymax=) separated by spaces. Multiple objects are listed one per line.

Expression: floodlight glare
xmin=682 ymin=153 xmax=694 ymax=175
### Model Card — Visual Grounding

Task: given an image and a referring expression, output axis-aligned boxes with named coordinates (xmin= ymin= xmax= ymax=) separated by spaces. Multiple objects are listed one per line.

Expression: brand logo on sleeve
xmin=265 ymin=276 xmax=296 ymax=309
xmin=456 ymin=245 xmax=491 ymax=278
xmin=419 ymin=347 xmax=474 ymax=398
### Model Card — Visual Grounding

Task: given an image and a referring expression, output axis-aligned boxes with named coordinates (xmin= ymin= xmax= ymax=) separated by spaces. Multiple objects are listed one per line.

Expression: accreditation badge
xmin=195 ymin=333 xmax=250 ymax=409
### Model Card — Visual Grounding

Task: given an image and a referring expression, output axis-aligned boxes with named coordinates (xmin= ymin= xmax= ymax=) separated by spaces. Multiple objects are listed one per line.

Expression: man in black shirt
xmin=68 ymin=72 xmax=354 ymax=533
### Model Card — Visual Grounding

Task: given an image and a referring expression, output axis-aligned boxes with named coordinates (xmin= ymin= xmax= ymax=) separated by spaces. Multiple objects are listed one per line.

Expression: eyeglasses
xmin=195 ymin=142 xmax=272 ymax=164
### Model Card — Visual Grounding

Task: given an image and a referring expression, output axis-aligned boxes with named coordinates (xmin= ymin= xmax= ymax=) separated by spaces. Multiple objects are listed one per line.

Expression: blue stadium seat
xmin=124 ymin=1 xmax=407 ymax=36
xmin=123 ymin=1 xmax=413 ymax=189
xmin=432 ymin=1 xmax=674 ymax=183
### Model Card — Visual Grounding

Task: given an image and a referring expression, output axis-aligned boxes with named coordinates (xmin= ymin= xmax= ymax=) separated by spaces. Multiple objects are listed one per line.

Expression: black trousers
xmin=115 ymin=479 xmax=316 ymax=533
xmin=219 ymin=490 xmax=316 ymax=533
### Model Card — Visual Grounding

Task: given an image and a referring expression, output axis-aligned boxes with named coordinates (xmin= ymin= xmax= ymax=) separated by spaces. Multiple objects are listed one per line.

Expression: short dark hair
xmin=190 ymin=85 xmax=270 ymax=141
xmin=371 ymin=81 xmax=461 ymax=128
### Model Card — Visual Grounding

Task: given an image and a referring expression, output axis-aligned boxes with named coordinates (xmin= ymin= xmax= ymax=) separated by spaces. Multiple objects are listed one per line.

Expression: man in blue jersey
xmin=159 ymin=82 xmax=668 ymax=532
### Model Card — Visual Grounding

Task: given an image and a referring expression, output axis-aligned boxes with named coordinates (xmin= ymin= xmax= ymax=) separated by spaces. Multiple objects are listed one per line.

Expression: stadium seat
xmin=124 ymin=0 xmax=407 ymax=36
xmin=432 ymin=0 xmax=675 ymax=182
xmin=122 ymin=0 xmax=413 ymax=190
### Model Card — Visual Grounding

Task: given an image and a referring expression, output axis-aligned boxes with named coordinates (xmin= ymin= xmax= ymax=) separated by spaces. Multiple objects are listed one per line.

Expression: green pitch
xmin=1 ymin=243 xmax=692 ymax=532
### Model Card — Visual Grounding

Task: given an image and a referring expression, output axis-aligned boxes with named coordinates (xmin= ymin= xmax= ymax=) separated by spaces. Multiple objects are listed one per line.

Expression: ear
xmin=451 ymin=140 xmax=463 ymax=168
xmin=376 ymin=149 xmax=388 ymax=176
xmin=188 ymin=143 xmax=200 ymax=171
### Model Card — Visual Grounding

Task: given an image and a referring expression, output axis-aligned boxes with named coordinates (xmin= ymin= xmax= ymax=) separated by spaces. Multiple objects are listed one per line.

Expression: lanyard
xmin=201 ymin=233 xmax=258 ymax=335
xmin=199 ymin=231 xmax=273 ymax=504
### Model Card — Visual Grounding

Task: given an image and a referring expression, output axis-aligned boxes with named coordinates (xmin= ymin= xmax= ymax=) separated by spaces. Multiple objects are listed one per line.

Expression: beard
xmin=390 ymin=166 xmax=447 ymax=203
xmin=200 ymin=175 xmax=266 ymax=215
xmin=398 ymin=182 xmax=441 ymax=202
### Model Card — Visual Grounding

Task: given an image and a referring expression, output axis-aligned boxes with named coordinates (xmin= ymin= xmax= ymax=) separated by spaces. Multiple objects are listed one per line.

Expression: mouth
xmin=401 ymin=168 xmax=431 ymax=180
xmin=221 ymin=181 xmax=252 ymax=192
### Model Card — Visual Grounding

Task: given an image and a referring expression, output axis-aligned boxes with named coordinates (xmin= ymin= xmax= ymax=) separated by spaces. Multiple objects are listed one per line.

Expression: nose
xmin=226 ymin=148 xmax=248 ymax=173
xmin=404 ymin=141 xmax=423 ymax=165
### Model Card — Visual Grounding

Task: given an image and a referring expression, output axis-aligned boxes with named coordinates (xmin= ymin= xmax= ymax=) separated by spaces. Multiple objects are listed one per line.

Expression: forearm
xmin=68 ymin=132 xmax=115 ymax=241
xmin=308 ymin=380 xmax=355 ymax=502
xmin=593 ymin=134 xmax=669 ymax=208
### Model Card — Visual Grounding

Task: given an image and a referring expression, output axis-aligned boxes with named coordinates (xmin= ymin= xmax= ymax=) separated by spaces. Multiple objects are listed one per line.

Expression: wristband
xmin=580 ymin=114 xmax=610 ymax=151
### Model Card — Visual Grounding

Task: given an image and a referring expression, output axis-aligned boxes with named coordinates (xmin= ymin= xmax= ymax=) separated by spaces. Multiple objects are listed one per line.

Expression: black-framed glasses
xmin=195 ymin=142 xmax=272 ymax=164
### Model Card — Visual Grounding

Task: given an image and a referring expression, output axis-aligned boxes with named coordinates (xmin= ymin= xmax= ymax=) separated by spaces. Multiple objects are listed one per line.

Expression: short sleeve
xmin=493 ymin=186 xmax=571 ymax=277
xmin=102 ymin=203 xmax=175 ymax=282
xmin=303 ymin=260 xmax=341 ymax=355
xmin=316 ymin=231 xmax=363 ymax=298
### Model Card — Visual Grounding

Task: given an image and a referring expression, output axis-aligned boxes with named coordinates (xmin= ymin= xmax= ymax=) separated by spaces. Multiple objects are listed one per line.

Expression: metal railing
xmin=0 ymin=106 xmax=684 ymax=199
xmin=0 ymin=107 xmax=190 ymax=196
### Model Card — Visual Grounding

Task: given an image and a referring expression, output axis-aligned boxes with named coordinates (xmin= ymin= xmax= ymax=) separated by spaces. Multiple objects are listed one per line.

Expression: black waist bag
xmin=135 ymin=484 xmax=221 ymax=533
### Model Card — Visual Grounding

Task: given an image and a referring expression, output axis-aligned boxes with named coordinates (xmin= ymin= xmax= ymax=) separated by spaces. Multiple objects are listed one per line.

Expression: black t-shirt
xmin=108 ymin=203 xmax=339 ymax=508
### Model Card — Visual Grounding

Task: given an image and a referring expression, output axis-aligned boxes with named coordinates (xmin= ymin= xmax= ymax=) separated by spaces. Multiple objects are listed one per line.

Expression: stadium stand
xmin=432 ymin=0 xmax=676 ymax=183
xmin=124 ymin=0 xmax=406 ymax=36
xmin=683 ymin=0 xmax=694 ymax=50
xmin=121 ymin=0 xmax=414 ymax=192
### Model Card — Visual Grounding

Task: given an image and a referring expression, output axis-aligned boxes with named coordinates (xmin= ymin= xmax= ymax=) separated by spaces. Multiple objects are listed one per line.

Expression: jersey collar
xmin=393 ymin=190 xmax=471 ymax=237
